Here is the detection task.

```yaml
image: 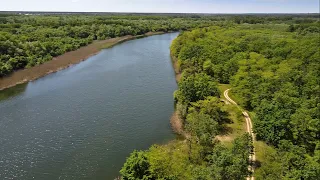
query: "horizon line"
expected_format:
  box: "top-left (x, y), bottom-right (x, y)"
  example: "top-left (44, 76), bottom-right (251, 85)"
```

top-left (1, 10), bottom-right (319, 15)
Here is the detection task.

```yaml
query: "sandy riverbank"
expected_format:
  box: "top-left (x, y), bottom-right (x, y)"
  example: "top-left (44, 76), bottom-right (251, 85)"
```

top-left (0, 32), bottom-right (165, 91)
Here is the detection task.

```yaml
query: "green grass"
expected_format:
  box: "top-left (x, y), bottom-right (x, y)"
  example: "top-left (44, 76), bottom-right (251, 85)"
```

top-left (218, 84), bottom-right (231, 96)
top-left (254, 141), bottom-right (274, 164)
top-left (220, 104), bottom-right (247, 148)
top-left (218, 84), bottom-right (242, 107)
top-left (254, 140), bottom-right (277, 179)
top-left (217, 84), bottom-right (247, 147)
top-left (218, 83), bottom-right (246, 138)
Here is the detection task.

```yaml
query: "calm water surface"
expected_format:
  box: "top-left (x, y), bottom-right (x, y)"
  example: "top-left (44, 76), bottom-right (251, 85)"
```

top-left (0, 33), bottom-right (179, 180)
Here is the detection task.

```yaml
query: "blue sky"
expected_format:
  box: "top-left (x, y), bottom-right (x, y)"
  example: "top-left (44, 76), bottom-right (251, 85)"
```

top-left (2, 0), bottom-right (320, 13)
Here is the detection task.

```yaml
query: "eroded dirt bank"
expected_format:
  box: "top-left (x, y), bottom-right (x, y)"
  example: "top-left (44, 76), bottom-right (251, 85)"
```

top-left (0, 32), bottom-right (164, 91)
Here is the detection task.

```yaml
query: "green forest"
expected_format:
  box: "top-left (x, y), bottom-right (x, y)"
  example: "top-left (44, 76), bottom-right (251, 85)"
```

top-left (0, 13), bottom-right (318, 77)
top-left (120, 17), bottom-right (320, 179)
top-left (0, 14), bottom-right (217, 76)
top-left (1, 13), bottom-right (319, 179)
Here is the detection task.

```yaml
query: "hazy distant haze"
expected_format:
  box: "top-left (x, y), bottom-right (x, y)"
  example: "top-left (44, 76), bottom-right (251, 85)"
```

top-left (2, 0), bottom-right (320, 13)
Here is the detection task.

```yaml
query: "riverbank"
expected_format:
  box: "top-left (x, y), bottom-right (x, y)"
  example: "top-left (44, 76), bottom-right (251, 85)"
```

top-left (170, 53), bottom-right (188, 137)
top-left (0, 32), bottom-right (165, 91)
top-left (0, 33), bottom-right (179, 179)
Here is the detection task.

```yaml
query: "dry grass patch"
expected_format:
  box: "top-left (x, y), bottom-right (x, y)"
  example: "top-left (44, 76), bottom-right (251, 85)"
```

top-left (170, 111), bottom-right (184, 135)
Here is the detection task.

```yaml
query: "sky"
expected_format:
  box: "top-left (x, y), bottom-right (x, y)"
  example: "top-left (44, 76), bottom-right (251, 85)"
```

top-left (1, 0), bottom-right (319, 13)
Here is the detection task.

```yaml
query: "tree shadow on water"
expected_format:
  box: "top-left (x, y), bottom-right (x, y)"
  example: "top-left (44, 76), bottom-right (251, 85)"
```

top-left (0, 83), bottom-right (27, 102)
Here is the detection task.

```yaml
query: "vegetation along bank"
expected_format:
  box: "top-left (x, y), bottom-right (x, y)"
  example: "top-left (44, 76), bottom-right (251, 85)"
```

top-left (120, 21), bottom-right (319, 179)
top-left (1, 13), bottom-right (319, 179)
top-left (0, 13), bottom-right (218, 90)
top-left (1, 13), bottom-right (318, 90)
top-left (0, 32), bottom-right (163, 90)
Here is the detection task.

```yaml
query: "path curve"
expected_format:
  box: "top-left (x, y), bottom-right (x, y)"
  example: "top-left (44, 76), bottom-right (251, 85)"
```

top-left (224, 89), bottom-right (256, 180)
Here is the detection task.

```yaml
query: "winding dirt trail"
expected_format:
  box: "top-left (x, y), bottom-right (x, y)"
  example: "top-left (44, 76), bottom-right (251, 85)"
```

top-left (224, 89), bottom-right (256, 180)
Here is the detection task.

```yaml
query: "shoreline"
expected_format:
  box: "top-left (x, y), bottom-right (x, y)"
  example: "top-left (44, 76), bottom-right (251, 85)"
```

top-left (170, 52), bottom-right (186, 136)
top-left (0, 32), bottom-right (165, 91)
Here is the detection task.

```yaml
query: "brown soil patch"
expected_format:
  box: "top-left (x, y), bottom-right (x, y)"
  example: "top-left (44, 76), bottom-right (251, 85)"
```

top-left (175, 73), bottom-right (181, 82)
top-left (170, 111), bottom-right (184, 135)
top-left (216, 135), bottom-right (233, 142)
top-left (145, 31), bottom-right (165, 36)
top-left (0, 32), bottom-right (164, 91)
top-left (172, 56), bottom-right (180, 73)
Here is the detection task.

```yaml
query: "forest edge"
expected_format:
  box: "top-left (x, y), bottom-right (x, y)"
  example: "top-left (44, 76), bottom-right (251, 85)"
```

top-left (0, 31), bottom-right (165, 91)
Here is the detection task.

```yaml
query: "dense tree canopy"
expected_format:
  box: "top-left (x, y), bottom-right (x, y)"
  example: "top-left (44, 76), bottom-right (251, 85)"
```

top-left (7, 13), bottom-right (316, 179)
top-left (170, 22), bottom-right (319, 179)
top-left (175, 73), bottom-right (220, 103)
top-left (119, 14), bottom-right (319, 179)
top-left (0, 13), bottom-right (218, 76)
top-left (121, 133), bottom-right (253, 180)
top-left (1, 13), bottom-right (318, 77)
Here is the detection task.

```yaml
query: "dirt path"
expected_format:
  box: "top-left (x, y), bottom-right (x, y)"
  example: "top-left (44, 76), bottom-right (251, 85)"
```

top-left (224, 89), bottom-right (256, 180)
top-left (0, 32), bottom-right (165, 91)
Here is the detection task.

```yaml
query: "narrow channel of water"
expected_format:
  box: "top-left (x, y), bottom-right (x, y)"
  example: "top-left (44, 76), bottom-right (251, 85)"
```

top-left (0, 33), bottom-right (179, 180)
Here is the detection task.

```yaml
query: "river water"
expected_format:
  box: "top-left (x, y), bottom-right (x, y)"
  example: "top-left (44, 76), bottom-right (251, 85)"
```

top-left (0, 33), bottom-right (179, 180)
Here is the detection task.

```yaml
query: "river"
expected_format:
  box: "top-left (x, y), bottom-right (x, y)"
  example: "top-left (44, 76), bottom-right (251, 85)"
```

top-left (0, 32), bottom-right (179, 180)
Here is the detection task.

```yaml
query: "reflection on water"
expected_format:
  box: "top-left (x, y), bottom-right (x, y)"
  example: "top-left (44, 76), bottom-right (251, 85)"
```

top-left (0, 83), bottom-right (27, 101)
top-left (0, 33), bottom-right (179, 180)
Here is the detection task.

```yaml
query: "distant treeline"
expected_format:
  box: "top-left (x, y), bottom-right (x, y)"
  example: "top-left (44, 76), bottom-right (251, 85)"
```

top-left (0, 13), bottom-right (318, 77)
top-left (0, 14), bottom-right (216, 76)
